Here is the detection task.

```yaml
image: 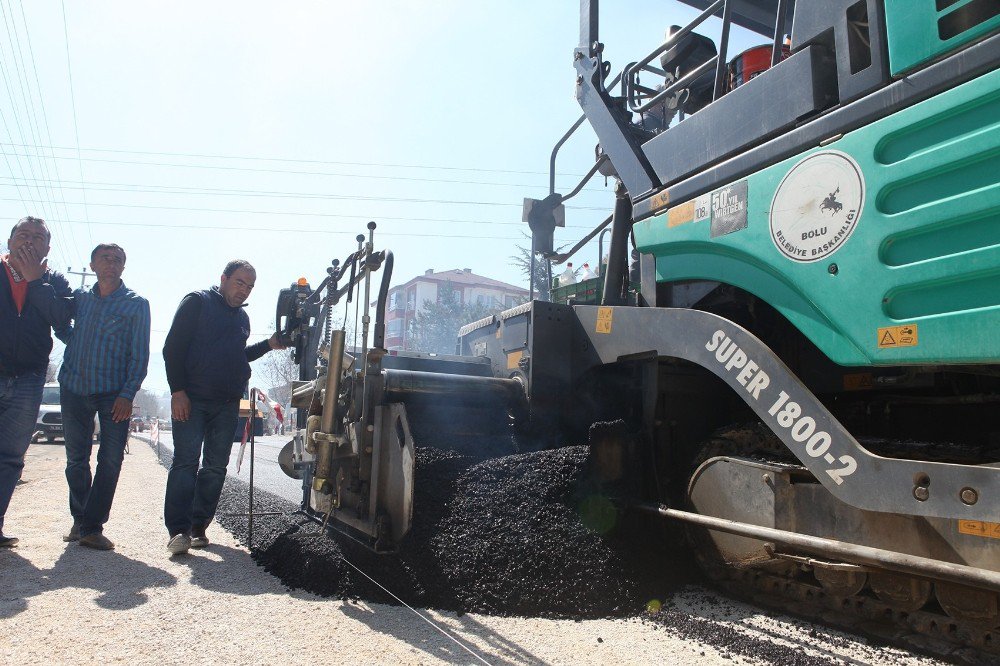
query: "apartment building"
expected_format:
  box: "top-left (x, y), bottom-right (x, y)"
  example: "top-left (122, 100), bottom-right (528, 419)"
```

top-left (382, 268), bottom-right (528, 351)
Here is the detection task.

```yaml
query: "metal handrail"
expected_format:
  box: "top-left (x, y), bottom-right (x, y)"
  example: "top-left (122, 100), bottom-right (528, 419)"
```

top-left (550, 70), bottom-right (624, 195)
top-left (624, 0), bottom-right (724, 113)
top-left (546, 214), bottom-right (613, 265)
top-left (549, 115), bottom-right (586, 196)
top-left (631, 55), bottom-right (718, 114)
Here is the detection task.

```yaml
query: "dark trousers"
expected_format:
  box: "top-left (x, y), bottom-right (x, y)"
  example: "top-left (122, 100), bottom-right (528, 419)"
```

top-left (164, 398), bottom-right (238, 536)
top-left (62, 387), bottom-right (131, 537)
top-left (0, 370), bottom-right (45, 534)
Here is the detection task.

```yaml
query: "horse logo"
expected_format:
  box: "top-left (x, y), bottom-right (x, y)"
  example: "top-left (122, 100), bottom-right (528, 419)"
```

top-left (820, 187), bottom-right (843, 215)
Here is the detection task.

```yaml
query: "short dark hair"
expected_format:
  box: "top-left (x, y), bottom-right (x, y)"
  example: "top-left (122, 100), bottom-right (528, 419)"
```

top-left (10, 216), bottom-right (51, 243)
top-left (223, 259), bottom-right (255, 277)
top-left (91, 243), bottom-right (127, 264)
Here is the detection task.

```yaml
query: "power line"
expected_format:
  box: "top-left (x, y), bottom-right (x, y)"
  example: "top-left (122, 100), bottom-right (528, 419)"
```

top-left (18, 0), bottom-right (89, 250)
top-left (0, 148), bottom-right (610, 193)
top-left (0, 140), bottom-right (596, 179)
top-left (60, 0), bottom-right (94, 246)
top-left (3, 0), bottom-right (83, 264)
top-left (25, 214), bottom-right (606, 246)
top-left (0, 175), bottom-right (612, 211)
top-left (0, 195), bottom-right (607, 228)
top-left (0, 7), bottom-right (69, 268)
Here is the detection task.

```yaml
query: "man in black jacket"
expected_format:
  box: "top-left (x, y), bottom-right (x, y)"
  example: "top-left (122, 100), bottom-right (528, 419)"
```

top-left (162, 259), bottom-right (284, 555)
top-left (1, 217), bottom-right (71, 547)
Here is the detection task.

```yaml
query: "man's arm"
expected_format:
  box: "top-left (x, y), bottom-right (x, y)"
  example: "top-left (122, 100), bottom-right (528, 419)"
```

top-left (246, 332), bottom-right (286, 363)
top-left (24, 276), bottom-right (77, 331)
top-left (163, 294), bottom-right (202, 421)
top-left (50, 272), bottom-right (74, 343)
top-left (118, 297), bottom-right (151, 401)
top-left (163, 294), bottom-right (202, 394)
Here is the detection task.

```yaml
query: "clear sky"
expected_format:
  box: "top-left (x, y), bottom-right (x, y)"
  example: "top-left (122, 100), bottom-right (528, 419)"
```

top-left (1, 1), bottom-right (761, 393)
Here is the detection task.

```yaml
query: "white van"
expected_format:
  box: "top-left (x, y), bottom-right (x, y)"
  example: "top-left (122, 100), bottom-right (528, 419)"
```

top-left (33, 383), bottom-right (62, 443)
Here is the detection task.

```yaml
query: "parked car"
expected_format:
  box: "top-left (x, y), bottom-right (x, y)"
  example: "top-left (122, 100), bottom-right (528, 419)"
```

top-left (33, 383), bottom-right (63, 442)
top-left (32, 383), bottom-right (100, 444)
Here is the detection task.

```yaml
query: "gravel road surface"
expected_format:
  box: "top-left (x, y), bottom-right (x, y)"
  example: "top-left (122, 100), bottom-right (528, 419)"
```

top-left (1, 438), bottom-right (946, 665)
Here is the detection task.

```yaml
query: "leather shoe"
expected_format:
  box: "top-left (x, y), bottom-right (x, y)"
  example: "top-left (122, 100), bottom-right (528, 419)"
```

top-left (79, 533), bottom-right (115, 551)
top-left (63, 524), bottom-right (80, 542)
top-left (191, 524), bottom-right (209, 548)
top-left (0, 534), bottom-right (18, 548)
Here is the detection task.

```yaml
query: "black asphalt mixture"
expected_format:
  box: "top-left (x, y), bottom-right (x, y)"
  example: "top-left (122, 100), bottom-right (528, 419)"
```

top-left (147, 440), bottom-right (860, 665)
top-left (216, 444), bottom-right (693, 617)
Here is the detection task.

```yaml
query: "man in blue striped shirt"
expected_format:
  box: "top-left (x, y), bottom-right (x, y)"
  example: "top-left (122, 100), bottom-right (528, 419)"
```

top-left (24, 243), bottom-right (150, 551)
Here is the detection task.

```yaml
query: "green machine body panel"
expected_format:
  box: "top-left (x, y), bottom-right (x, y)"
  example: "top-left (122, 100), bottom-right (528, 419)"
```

top-left (633, 67), bottom-right (1000, 366)
top-left (884, 0), bottom-right (1000, 76)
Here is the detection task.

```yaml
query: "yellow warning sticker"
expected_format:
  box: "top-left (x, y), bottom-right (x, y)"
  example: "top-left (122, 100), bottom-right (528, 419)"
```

top-left (877, 324), bottom-right (918, 349)
top-left (667, 201), bottom-right (695, 228)
top-left (506, 350), bottom-right (523, 370)
top-left (843, 373), bottom-right (874, 391)
top-left (958, 520), bottom-right (1000, 540)
top-left (650, 191), bottom-right (671, 214)
top-left (596, 307), bottom-right (613, 334)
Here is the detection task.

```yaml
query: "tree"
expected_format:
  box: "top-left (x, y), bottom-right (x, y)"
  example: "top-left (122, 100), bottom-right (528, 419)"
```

top-left (133, 389), bottom-right (168, 419)
top-left (409, 281), bottom-right (501, 354)
top-left (256, 349), bottom-right (298, 411)
top-left (510, 232), bottom-right (567, 297)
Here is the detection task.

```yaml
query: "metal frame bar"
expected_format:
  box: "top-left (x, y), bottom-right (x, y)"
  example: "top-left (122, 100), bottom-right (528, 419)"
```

top-left (771, 0), bottom-right (790, 66)
top-left (713, 0), bottom-right (734, 100)
top-left (642, 504), bottom-right (1000, 591)
top-left (547, 213), bottom-right (613, 265)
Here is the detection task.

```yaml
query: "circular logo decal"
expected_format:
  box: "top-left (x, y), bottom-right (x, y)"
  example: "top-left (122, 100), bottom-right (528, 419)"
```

top-left (769, 151), bottom-right (865, 263)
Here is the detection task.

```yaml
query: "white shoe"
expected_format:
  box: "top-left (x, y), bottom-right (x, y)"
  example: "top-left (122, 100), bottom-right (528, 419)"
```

top-left (167, 533), bottom-right (191, 555)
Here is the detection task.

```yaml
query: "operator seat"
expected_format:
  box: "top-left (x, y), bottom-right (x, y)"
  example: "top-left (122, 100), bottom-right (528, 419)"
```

top-left (659, 25), bottom-right (718, 115)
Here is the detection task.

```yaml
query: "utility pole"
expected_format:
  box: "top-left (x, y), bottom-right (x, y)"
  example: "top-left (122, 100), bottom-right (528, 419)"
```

top-left (66, 266), bottom-right (94, 289)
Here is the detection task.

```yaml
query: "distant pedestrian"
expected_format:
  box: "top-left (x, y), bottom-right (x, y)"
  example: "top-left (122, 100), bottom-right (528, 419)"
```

top-left (0, 217), bottom-right (71, 548)
top-left (162, 260), bottom-right (285, 555)
top-left (26, 243), bottom-right (150, 551)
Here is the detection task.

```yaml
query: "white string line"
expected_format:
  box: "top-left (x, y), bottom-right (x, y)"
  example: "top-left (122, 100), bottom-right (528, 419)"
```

top-left (335, 553), bottom-right (492, 666)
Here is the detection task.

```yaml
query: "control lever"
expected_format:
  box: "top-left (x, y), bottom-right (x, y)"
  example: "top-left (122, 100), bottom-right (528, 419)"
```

top-left (275, 279), bottom-right (312, 361)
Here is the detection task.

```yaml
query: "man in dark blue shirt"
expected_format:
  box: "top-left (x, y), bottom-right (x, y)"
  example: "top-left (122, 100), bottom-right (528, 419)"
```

top-left (162, 259), bottom-right (284, 555)
top-left (1, 216), bottom-right (71, 548)
top-left (23, 243), bottom-right (150, 551)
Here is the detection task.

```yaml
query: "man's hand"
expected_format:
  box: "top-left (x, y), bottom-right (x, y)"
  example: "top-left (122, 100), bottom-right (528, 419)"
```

top-left (112, 397), bottom-right (133, 423)
top-left (268, 332), bottom-right (287, 350)
top-left (8, 244), bottom-right (46, 282)
top-left (171, 390), bottom-right (191, 421)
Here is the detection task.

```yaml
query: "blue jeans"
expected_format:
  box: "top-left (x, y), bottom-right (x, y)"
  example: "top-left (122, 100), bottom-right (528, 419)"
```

top-left (164, 398), bottom-right (239, 536)
top-left (62, 387), bottom-right (131, 537)
top-left (0, 370), bottom-right (45, 534)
